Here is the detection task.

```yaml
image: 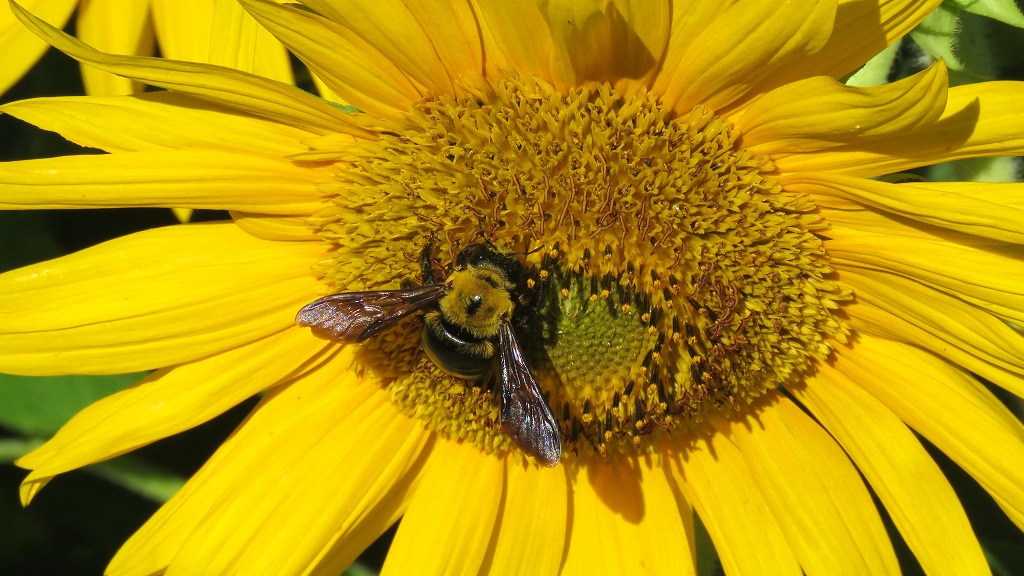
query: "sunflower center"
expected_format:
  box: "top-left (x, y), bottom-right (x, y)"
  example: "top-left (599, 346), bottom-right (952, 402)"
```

top-left (310, 77), bottom-right (849, 462)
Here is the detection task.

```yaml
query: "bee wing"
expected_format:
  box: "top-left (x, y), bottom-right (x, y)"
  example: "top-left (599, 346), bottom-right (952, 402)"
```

top-left (497, 323), bottom-right (562, 467)
top-left (296, 285), bottom-right (446, 342)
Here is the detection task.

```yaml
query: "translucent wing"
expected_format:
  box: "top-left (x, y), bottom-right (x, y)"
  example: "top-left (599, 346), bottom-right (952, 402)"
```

top-left (497, 323), bottom-right (562, 466)
top-left (296, 285), bottom-right (446, 342)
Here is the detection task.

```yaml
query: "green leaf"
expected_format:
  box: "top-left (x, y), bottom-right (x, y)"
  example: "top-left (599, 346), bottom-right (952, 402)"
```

top-left (986, 539), bottom-right (1024, 575)
top-left (954, 156), bottom-right (1021, 182)
top-left (1, 438), bottom-right (184, 502)
top-left (343, 562), bottom-right (380, 576)
top-left (949, 10), bottom-right (1000, 83)
top-left (911, 5), bottom-right (963, 71)
top-left (946, 0), bottom-right (1024, 28)
top-left (694, 513), bottom-right (723, 576)
top-left (0, 373), bottom-right (146, 437)
top-left (322, 98), bottom-right (361, 114)
top-left (87, 454), bottom-right (187, 503)
top-left (846, 41), bottom-right (902, 87)
top-left (925, 157), bottom-right (1021, 182)
top-left (0, 438), bottom-right (43, 463)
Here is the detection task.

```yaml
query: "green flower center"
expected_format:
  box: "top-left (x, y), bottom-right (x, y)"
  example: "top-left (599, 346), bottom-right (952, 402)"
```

top-left (310, 77), bottom-right (850, 462)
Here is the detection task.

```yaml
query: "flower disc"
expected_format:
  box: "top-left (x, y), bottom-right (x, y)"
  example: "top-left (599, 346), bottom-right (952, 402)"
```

top-left (313, 77), bottom-right (850, 460)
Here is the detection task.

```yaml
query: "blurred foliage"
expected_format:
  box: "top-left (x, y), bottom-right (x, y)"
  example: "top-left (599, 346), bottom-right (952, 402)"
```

top-left (0, 3), bottom-right (1023, 575)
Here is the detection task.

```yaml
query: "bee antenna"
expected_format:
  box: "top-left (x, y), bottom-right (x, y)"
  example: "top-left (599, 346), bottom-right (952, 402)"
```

top-left (421, 234), bottom-right (443, 284)
top-left (472, 227), bottom-right (505, 255)
top-left (508, 241), bottom-right (542, 258)
top-left (472, 216), bottom-right (491, 242)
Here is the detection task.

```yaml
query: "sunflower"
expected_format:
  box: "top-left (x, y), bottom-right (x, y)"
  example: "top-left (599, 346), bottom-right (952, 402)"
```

top-left (3, 0), bottom-right (1024, 573)
top-left (0, 0), bottom-right (301, 97)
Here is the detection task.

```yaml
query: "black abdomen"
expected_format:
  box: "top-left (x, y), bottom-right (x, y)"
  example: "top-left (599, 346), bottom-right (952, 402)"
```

top-left (421, 311), bottom-right (494, 379)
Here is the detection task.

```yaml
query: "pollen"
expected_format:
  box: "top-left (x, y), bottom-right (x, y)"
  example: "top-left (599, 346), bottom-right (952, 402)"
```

top-left (308, 76), bottom-right (850, 462)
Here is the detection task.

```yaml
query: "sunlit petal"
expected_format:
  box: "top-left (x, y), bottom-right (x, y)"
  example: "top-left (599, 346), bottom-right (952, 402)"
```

top-left (9, 0), bottom-right (371, 137)
top-left (76, 0), bottom-right (150, 95)
top-left (380, 439), bottom-right (505, 576)
top-left (793, 364), bottom-right (988, 575)
top-left (0, 223), bottom-right (325, 375)
top-left (0, 0), bottom-right (76, 95)
top-left (725, 393), bottom-right (900, 574)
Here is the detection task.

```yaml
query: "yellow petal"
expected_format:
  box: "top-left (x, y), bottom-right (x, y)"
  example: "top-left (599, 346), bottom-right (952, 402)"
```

top-left (541, 0), bottom-right (671, 92)
top-left (2, 91), bottom-right (319, 155)
top-left (209, 0), bottom-right (294, 85)
top-left (604, 0), bottom-right (671, 94)
top-left (739, 62), bottom-right (948, 155)
top-left (311, 72), bottom-right (345, 105)
top-left (650, 0), bottom-right (733, 99)
top-left (230, 213), bottom-right (318, 242)
top-left (0, 149), bottom-right (326, 213)
top-left (670, 434), bottom-right (801, 576)
top-left (380, 439), bottom-right (504, 576)
top-left (838, 334), bottom-right (1024, 531)
top-left (759, 0), bottom-right (943, 86)
top-left (149, 0), bottom-right (214, 63)
top-left (777, 80), bottom-right (1024, 176)
top-left (841, 267), bottom-right (1024, 382)
top-left (289, 132), bottom-right (360, 162)
top-left (171, 207), bottom-right (194, 223)
top-left (937, 81), bottom-right (1024, 160)
top-left (483, 458), bottom-right (568, 575)
top-left (821, 201), bottom-right (966, 239)
top-left (562, 456), bottom-right (697, 575)
top-left (9, 0), bottom-right (370, 138)
top-left (907, 181), bottom-right (1024, 210)
top-left (543, 1), bottom-right (614, 87)
top-left (170, 380), bottom-right (428, 575)
top-left (657, 0), bottom-right (835, 115)
top-left (473, 0), bottom-right (559, 84)
top-left (77, 0), bottom-right (151, 95)
top-left (401, 0), bottom-right (487, 80)
top-left (995, 494), bottom-right (1024, 533)
top-left (826, 227), bottom-right (1024, 323)
top-left (844, 299), bottom-right (1024, 400)
top-left (0, 222), bottom-right (325, 375)
top-left (725, 393), bottom-right (900, 575)
top-left (17, 328), bottom-right (334, 495)
top-left (109, 351), bottom-right (432, 575)
top-left (782, 171), bottom-right (1024, 243)
top-left (3, 89), bottom-right (319, 153)
top-left (0, 0), bottom-right (77, 96)
top-left (793, 363), bottom-right (988, 576)
top-left (238, 0), bottom-right (426, 122)
top-left (299, 0), bottom-right (458, 94)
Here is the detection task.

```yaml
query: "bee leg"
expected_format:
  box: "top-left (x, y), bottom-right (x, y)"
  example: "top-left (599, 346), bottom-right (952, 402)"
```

top-left (421, 235), bottom-right (440, 285)
top-left (514, 266), bottom-right (549, 329)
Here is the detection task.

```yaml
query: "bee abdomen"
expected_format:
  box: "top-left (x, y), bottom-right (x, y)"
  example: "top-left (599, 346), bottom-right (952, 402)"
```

top-left (421, 311), bottom-right (494, 379)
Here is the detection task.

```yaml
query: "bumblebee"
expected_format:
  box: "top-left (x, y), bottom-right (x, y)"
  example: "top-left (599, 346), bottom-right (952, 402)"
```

top-left (295, 241), bottom-right (562, 467)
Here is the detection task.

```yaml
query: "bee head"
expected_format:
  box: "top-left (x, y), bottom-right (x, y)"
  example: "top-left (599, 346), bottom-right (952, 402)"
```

top-left (456, 242), bottom-right (523, 285)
